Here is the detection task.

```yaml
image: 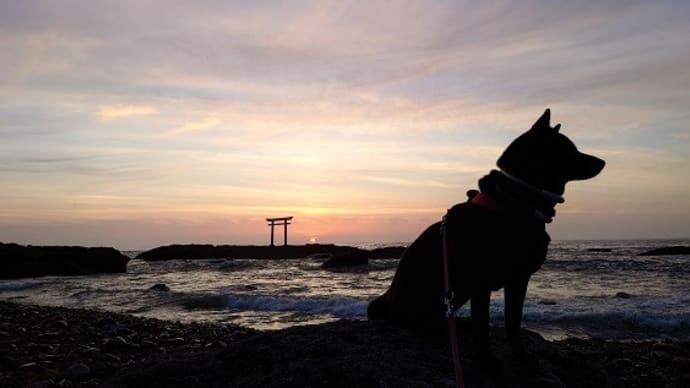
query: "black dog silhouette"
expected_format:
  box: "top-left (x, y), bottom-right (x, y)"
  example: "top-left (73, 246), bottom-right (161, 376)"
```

top-left (368, 109), bottom-right (605, 369)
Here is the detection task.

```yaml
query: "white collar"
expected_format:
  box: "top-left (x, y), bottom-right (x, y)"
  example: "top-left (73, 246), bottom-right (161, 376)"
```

top-left (499, 169), bottom-right (565, 204)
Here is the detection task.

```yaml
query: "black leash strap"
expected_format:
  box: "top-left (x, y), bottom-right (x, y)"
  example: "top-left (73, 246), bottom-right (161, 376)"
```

top-left (441, 213), bottom-right (465, 388)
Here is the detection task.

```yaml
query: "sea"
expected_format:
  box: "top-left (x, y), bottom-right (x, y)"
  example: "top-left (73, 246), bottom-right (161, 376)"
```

top-left (1, 239), bottom-right (689, 341)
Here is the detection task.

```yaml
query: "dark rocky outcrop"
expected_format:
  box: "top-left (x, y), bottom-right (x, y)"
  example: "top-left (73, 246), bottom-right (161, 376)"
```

top-left (136, 244), bottom-right (406, 262)
top-left (149, 283), bottom-right (170, 292)
top-left (638, 246), bottom-right (690, 256)
top-left (369, 246), bottom-right (406, 259)
top-left (321, 251), bottom-right (368, 269)
top-left (0, 243), bottom-right (129, 279)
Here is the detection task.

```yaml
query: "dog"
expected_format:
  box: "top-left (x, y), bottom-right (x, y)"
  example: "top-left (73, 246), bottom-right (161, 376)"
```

top-left (368, 109), bottom-right (605, 370)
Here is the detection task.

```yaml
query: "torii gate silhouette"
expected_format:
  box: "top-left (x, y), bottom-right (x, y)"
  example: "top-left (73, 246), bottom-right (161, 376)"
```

top-left (266, 216), bottom-right (293, 246)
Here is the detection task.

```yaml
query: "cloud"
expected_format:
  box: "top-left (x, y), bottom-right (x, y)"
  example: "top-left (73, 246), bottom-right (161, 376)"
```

top-left (169, 117), bottom-right (222, 135)
top-left (2, 1), bottom-right (690, 245)
top-left (99, 105), bottom-right (157, 121)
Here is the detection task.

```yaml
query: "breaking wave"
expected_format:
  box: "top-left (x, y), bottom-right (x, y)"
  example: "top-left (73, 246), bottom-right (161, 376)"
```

top-left (224, 294), bottom-right (369, 318)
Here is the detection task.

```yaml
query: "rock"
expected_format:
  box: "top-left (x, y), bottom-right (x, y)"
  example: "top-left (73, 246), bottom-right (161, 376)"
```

top-left (615, 292), bottom-right (632, 299)
top-left (639, 246), bottom-right (690, 256)
top-left (23, 379), bottom-right (55, 388)
top-left (369, 246), bottom-right (406, 259)
top-left (611, 358), bottom-right (632, 368)
top-left (136, 243), bottom-right (398, 261)
top-left (149, 283), bottom-right (170, 292)
top-left (65, 362), bottom-right (91, 381)
top-left (141, 340), bottom-right (157, 350)
top-left (104, 353), bottom-right (121, 363)
top-left (103, 336), bottom-right (132, 353)
top-left (321, 251), bottom-right (368, 269)
top-left (650, 350), bottom-right (670, 359)
top-left (0, 242), bottom-right (129, 279)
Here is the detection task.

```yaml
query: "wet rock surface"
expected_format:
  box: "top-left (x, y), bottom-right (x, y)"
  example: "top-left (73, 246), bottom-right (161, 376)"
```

top-left (136, 244), bottom-right (406, 261)
top-left (1, 301), bottom-right (688, 387)
top-left (0, 243), bottom-right (129, 279)
top-left (321, 251), bottom-right (369, 269)
top-left (638, 246), bottom-right (690, 256)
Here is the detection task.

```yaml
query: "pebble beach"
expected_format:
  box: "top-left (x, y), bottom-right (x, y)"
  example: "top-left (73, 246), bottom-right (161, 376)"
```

top-left (2, 301), bottom-right (689, 387)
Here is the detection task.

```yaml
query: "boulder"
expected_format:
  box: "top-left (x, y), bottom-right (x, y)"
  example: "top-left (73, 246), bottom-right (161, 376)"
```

top-left (149, 284), bottom-right (170, 292)
top-left (369, 246), bottom-right (406, 259)
top-left (321, 251), bottom-right (368, 269)
top-left (0, 243), bottom-right (129, 279)
top-left (638, 246), bottom-right (690, 256)
top-left (137, 244), bottom-right (367, 261)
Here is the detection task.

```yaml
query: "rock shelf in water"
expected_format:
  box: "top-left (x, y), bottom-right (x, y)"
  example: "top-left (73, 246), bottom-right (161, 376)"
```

top-left (638, 246), bottom-right (690, 256)
top-left (136, 244), bottom-right (406, 262)
top-left (0, 243), bottom-right (129, 280)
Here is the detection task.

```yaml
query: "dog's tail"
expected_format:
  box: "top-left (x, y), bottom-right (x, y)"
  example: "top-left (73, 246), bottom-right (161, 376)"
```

top-left (367, 293), bottom-right (390, 320)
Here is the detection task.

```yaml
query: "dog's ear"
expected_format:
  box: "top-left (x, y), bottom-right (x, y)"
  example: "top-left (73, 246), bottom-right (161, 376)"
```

top-left (531, 109), bottom-right (561, 132)
top-left (531, 109), bottom-right (551, 131)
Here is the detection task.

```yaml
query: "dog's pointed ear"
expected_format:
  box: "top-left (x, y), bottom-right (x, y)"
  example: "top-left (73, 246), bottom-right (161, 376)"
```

top-left (530, 109), bottom-right (561, 132)
top-left (530, 109), bottom-right (551, 131)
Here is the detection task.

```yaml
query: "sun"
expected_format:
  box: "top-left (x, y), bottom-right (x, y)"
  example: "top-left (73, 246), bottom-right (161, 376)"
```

top-left (309, 237), bottom-right (317, 243)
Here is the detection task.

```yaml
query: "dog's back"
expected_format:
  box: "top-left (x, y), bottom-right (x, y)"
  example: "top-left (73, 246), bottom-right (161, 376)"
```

top-left (367, 200), bottom-right (549, 329)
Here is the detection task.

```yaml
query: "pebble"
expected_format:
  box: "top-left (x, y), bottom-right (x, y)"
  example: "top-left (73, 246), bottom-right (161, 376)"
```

top-left (103, 336), bottom-right (131, 352)
top-left (149, 283), bottom-right (170, 292)
top-left (104, 353), bottom-right (121, 363)
top-left (23, 379), bottom-right (55, 388)
top-left (65, 362), bottom-right (91, 381)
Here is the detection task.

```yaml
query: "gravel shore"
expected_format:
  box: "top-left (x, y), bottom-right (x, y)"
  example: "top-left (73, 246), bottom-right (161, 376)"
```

top-left (0, 301), bottom-right (256, 387)
top-left (1, 301), bottom-right (688, 387)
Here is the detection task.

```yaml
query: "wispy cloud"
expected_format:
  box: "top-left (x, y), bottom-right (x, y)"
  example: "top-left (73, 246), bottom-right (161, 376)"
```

top-left (2, 1), bottom-right (690, 245)
top-left (169, 117), bottom-right (221, 136)
top-left (99, 105), bottom-right (157, 121)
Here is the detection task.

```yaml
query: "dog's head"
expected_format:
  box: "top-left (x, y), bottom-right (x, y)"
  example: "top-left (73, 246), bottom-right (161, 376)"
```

top-left (497, 109), bottom-right (605, 195)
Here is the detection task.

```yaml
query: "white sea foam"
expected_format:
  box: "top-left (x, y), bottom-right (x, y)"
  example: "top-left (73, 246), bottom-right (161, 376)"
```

top-left (0, 280), bottom-right (42, 292)
top-left (1, 239), bottom-right (689, 339)
top-left (223, 294), bottom-right (369, 319)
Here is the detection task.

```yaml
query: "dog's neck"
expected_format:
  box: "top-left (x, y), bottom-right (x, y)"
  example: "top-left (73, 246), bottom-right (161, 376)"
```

top-left (498, 169), bottom-right (564, 205)
top-left (474, 170), bottom-right (564, 224)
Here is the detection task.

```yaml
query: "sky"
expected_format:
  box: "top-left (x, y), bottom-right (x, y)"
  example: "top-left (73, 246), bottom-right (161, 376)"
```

top-left (1, 1), bottom-right (689, 249)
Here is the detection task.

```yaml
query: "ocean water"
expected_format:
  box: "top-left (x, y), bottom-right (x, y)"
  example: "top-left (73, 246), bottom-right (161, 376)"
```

top-left (1, 239), bottom-right (689, 341)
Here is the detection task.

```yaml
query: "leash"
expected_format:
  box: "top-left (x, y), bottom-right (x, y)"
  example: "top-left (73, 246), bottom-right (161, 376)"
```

top-left (441, 212), bottom-right (465, 388)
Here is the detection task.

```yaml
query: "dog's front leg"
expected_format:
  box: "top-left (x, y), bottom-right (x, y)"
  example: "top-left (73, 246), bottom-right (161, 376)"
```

top-left (504, 277), bottom-right (538, 368)
top-left (471, 289), bottom-right (500, 373)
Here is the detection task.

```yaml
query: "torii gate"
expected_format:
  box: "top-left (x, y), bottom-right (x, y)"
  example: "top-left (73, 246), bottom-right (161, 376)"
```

top-left (266, 216), bottom-right (293, 246)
